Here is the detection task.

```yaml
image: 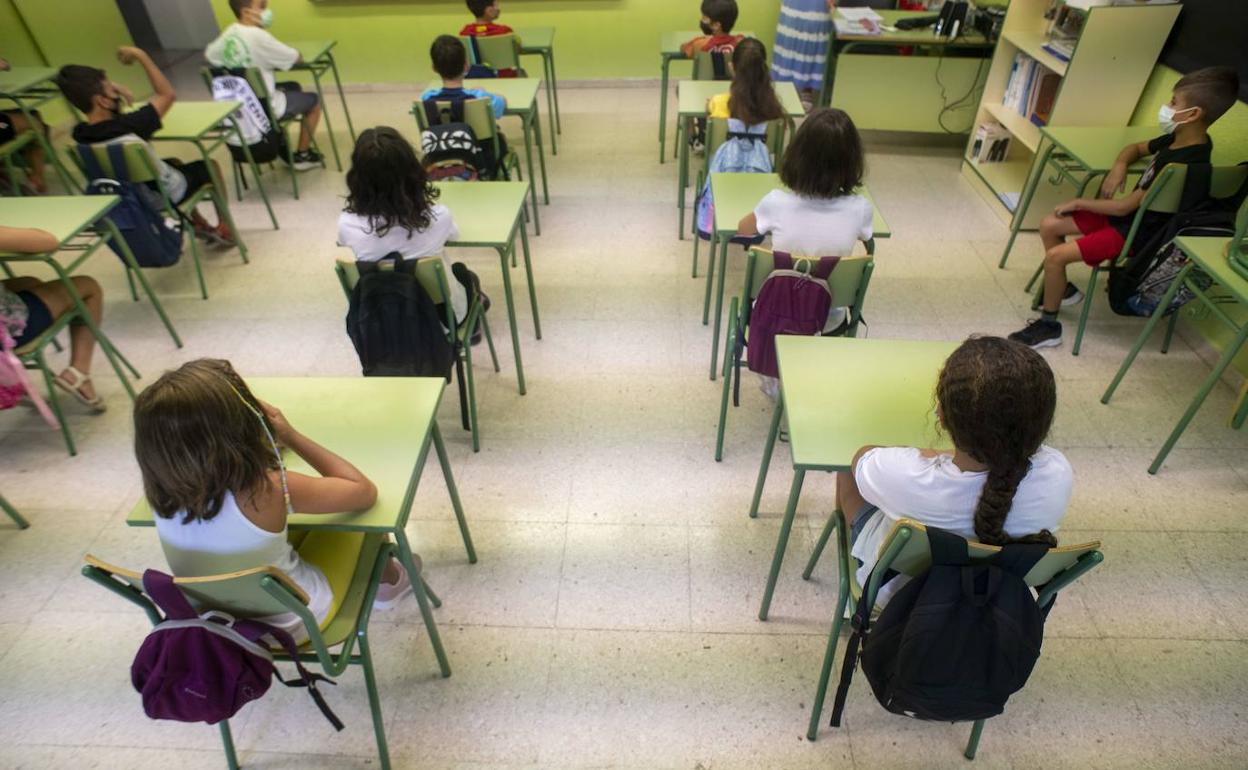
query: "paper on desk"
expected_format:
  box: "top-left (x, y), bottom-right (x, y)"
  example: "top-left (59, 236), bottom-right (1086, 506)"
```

top-left (835, 8), bottom-right (883, 35)
top-left (836, 8), bottom-right (883, 21)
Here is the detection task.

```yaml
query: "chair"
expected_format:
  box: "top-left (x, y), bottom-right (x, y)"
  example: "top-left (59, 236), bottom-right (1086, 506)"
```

top-left (0, 130), bottom-right (39, 195)
top-left (673, 49), bottom-right (732, 164)
top-left (202, 66), bottom-right (326, 202)
top-left (461, 34), bottom-right (527, 77)
top-left (802, 514), bottom-right (1103, 758)
top-left (412, 97), bottom-right (523, 185)
top-left (715, 248), bottom-right (874, 460)
top-left (81, 536), bottom-right (397, 770)
top-left (335, 257), bottom-right (499, 452)
top-left (70, 140), bottom-right (250, 301)
top-left (0, 494), bottom-right (29, 529)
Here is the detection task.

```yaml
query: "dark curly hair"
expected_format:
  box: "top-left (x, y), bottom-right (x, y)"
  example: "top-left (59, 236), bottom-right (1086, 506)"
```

top-left (780, 108), bottom-right (864, 199)
top-left (936, 336), bottom-right (1059, 548)
top-left (344, 126), bottom-right (440, 238)
top-left (729, 39), bottom-right (783, 126)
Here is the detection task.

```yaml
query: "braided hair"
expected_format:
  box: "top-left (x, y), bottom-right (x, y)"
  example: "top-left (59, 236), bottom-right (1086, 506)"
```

top-left (935, 337), bottom-right (1058, 547)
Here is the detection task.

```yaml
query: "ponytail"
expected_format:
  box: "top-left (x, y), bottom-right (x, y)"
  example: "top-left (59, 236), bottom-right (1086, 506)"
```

top-left (728, 39), bottom-right (784, 126)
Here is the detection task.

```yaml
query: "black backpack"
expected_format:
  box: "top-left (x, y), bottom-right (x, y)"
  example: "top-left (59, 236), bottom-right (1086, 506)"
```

top-left (420, 100), bottom-right (482, 182)
top-left (76, 143), bottom-right (183, 269)
top-left (345, 254), bottom-right (454, 378)
top-left (829, 528), bottom-right (1051, 727)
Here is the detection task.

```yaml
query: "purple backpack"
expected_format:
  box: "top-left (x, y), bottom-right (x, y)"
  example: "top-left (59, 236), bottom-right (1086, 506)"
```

top-left (131, 569), bottom-right (343, 729)
top-left (746, 253), bottom-right (840, 378)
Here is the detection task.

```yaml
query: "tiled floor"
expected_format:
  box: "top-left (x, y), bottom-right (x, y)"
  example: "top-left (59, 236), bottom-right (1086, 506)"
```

top-left (2, 79), bottom-right (1247, 769)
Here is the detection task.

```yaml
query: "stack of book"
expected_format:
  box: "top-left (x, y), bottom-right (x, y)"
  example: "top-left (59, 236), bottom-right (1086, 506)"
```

top-left (1002, 54), bottom-right (1062, 127)
top-left (1043, 1), bottom-right (1084, 61)
top-left (971, 121), bottom-right (1011, 164)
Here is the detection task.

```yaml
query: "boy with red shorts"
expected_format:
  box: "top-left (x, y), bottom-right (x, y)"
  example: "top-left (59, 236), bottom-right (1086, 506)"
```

top-left (1009, 66), bottom-right (1239, 349)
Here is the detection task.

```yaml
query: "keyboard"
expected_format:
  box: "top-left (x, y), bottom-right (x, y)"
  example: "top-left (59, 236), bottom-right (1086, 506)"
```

top-left (894, 15), bottom-right (940, 30)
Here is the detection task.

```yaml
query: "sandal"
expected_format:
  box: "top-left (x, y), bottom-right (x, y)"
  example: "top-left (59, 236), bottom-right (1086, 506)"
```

top-left (53, 366), bottom-right (107, 413)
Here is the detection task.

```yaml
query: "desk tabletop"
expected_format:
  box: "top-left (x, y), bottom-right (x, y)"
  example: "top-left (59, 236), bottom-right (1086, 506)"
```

top-left (1041, 126), bottom-right (1160, 172)
top-left (709, 173), bottom-right (890, 240)
top-left (516, 27), bottom-right (554, 50)
top-left (836, 10), bottom-right (990, 46)
top-left (436, 181), bottom-right (529, 247)
top-left (153, 100), bottom-right (241, 141)
top-left (291, 40), bottom-right (337, 63)
top-left (0, 195), bottom-right (118, 252)
top-left (432, 78), bottom-right (540, 113)
top-left (679, 80), bottom-right (804, 119)
top-left (777, 337), bottom-right (956, 470)
top-left (0, 66), bottom-right (57, 95)
top-left (127, 377), bottom-right (446, 531)
top-left (660, 30), bottom-right (758, 57)
top-left (1176, 236), bottom-right (1248, 302)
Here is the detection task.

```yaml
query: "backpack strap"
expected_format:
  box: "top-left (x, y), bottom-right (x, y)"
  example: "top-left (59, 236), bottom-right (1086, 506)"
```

top-left (233, 618), bottom-right (345, 731)
top-left (76, 144), bottom-right (107, 182)
top-left (772, 251), bottom-right (795, 271)
top-left (710, 50), bottom-right (728, 80)
top-left (927, 527), bottom-right (970, 566)
top-left (141, 569), bottom-right (200, 621)
top-left (771, 252), bottom-right (841, 280)
top-left (106, 142), bottom-right (132, 183)
top-left (829, 587), bottom-right (875, 727)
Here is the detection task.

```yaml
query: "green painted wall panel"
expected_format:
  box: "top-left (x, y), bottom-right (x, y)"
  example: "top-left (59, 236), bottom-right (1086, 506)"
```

top-left (833, 53), bottom-right (988, 134)
top-left (0, 0), bottom-right (45, 66)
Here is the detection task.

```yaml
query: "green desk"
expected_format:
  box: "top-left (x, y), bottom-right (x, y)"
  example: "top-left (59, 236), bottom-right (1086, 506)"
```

top-left (290, 40), bottom-right (356, 171)
top-left (437, 181), bottom-right (538, 396)
top-left (675, 80), bottom-right (804, 238)
top-left (125, 376), bottom-right (474, 677)
top-left (998, 125), bottom-right (1158, 270)
top-left (1102, 236), bottom-right (1248, 474)
top-left (152, 100), bottom-right (279, 231)
top-left (703, 173), bottom-right (890, 379)
top-left (516, 26), bottom-right (561, 150)
top-left (657, 29), bottom-right (756, 164)
top-left (0, 195), bottom-right (181, 348)
top-left (0, 494), bottom-right (29, 529)
top-left (751, 336), bottom-right (957, 620)
top-left (0, 66), bottom-right (78, 191)
top-left (819, 10), bottom-right (992, 111)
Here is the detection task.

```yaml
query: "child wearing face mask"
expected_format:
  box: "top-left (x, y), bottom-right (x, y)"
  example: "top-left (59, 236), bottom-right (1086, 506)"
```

top-left (56, 48), bottom-right (236, 245)
top-left (1008, 66), bottom-right (1239, 351)
top-left (681, 0), bottom-right (745, 57)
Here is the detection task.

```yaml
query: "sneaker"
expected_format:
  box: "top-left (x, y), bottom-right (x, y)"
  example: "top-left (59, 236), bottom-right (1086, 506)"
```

top-left (1061, 282), bottom-right (1084, 307)
top-left (373, 556), bottom-right (416, 610)
top-left (287, 149), bottom-right (322, 171)
top-left (1008, 318), bottom-right (1063, 350)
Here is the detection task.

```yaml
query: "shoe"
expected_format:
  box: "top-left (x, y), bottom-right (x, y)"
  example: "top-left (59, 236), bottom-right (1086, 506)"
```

top-left (1061, 282), bottom-right (1084, 307)
top-left (1008, 318), bottom-right (1063, 350)
top-left (53, 366), bottom-right (106, 413)
top-left (373, 556), bottom-right (416, 610)
top-left (287, 149), bottom-right (322, 171)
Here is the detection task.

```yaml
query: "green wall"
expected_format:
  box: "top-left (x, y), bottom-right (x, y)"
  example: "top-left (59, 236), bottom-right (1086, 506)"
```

top-left (1130, 65), bottom-right (1248, 377)
top-left (210, 0), bottom-right (780, 82)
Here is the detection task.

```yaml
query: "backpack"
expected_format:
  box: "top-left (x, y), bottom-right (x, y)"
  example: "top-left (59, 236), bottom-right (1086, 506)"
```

top-left (207, 68), bottom-right (290, 165)
top-left (345, 253), bottom-right (455, 377)
top-left (829, 528), bottom-right (1052, 727)
top-left (1121, 236), bottom-right (1221, 318)
top-left (77, 143), bottom-right (183, 269)
top-left (131, 569), bottom-right (343, 729)
top-left (695, 119), bottom-right (774, 241)
top-left (745, 253), bottom-right (840, 378)
top-left (420, 100), bottom-right (482, 182)
top-left (0, 323), bottom-right (59, 426)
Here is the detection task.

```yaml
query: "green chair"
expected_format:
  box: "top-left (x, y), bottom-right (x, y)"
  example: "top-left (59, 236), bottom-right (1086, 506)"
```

top-left (461, 34), bottom-right (527, 77)
top-left (82, 536), bottom-right (398, 770)
top-left (673, 49), bottom-right (731, 159)
top-left (715, 248), bottom-right (874, 461)
top-left (412, 97), bottom-right (523, 184)
top-left (803, 515), bottom-right (1103, 758)
top-left (0, 494), bottom-right (29, 529)
top-left (70, 140), bottom-right (249, 301)
top-left (335, 257), bottom-right (499, 452)
top-left (0, 130), bottom-right (39, 196)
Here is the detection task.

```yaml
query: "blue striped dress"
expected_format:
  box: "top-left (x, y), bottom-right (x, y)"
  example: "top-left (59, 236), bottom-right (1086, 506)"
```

top-left (771, 0), bottom-right (833, 92)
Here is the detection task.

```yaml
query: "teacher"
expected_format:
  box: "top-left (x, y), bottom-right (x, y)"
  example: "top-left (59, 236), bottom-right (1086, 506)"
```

top-left (771, 0), bottom-right (836, 104)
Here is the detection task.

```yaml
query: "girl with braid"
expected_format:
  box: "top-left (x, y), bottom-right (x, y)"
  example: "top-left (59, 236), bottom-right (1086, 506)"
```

top-left (837, 336), bottom-right (1072, 608)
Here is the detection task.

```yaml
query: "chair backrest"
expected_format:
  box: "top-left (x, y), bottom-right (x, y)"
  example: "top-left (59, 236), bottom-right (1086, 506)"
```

top-left (462, 34), bottom-right (520, 71)
top-left (335, 256), bottom-right (456, 335)
top-left (692, 50), bottom-right (730, 81)
top-left (70, 140), bottom-right (160, 185)
top-left (744, 247), bottom-right (873, 305)
top-left (705, 116), bottom-right (789, 169)
top-left (201, 65), bottom-right (279, 123)
top-left (412, 97), bottom-right (500, 142)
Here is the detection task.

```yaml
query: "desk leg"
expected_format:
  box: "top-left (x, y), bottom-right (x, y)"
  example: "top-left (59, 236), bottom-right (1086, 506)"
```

top-left (495, 243), bottom-right (527, 396)
top-left (519, 217), bottom-right (541, 340)
top-left (519, 110), bottom-right (541, 236)
top-left (750, 398), bottom-right (784, 518)
top-left (532, 106), bottom-right (550, 205)
top-left (760, 468), bottom-right (805, 621)
top-left (47, 258), bottom-right (139, 396)
top-left (659, 55), bottom-right (671, 163)
top-left (230, 115), bottom-right (279, 230)
top-left (677, 116), bottom-right (690, 238)
top-left (709, 234), bottom-right (730, 380)
top-left (547, 49), bottom-right (562, 135)
top-left (702, 230), bottom-right (716, 325)
top-left (432, 422), bottom-right (476, 564)
top-left (999, 142), bottom-right (1055, 269)
top-left (101, 219), bottom-right (183, 348)
top-left (326, 52), bottom-right (357, 142)
top-left (305, 64), bottom-right (341, 171)
top-left (393, 528), bottom-right (452, 677)
top-left (538, 53), bottom-right (557, 155)
top-left (816, 40), bottom-right (842, 110)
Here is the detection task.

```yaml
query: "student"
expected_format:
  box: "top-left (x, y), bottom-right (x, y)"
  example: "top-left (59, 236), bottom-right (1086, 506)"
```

top-left (205, 0), bottom-right (324, 170)
top-left (420, 35), bottom-right (510, 180)
top-left (338, 127), bottom-right (469, 325)
top-left (1009, 66), bottom-right (1239, 350)
top-left (681, 0), bottom-right (745, 57)
top-left (707, 38), bottom-right (784, 123)
top-left (771, 0), bottom-right (834, 103)
top-left (839, 336), bottom-right (1071, 608)
top-left (135, 358), bottom-right (413, 644)
top-left (55, 47), bottom-right (235, 245)
top-left (460, 0), bottom-right (521, 78)
top-left (0, 225), bottom-right (108, 411)
top-left (0, 57), bottom-right (48, 194)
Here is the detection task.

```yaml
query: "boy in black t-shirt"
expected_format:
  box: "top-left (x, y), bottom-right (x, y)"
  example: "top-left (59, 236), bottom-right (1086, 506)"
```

top-left (55, 47), bottom-right (235, 246)
top-left (1010, 66), bottom-right (1239, 350)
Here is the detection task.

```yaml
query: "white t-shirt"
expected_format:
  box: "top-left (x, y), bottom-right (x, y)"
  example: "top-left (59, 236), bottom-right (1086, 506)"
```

top-left (205, 23), bottom-right (300, 117)
top-left (337, 205), bottom-right (467, 322)
top-left (753, 188), bottom-right (873, 256)
top-left (851, 445), bottom-right (1073, 608)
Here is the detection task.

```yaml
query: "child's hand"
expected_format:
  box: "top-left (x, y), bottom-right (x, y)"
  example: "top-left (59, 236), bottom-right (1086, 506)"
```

top-left (116, 46), bottom-right (145, 66)
top-left (258, 400), bottom-right (297, 445)
top-left (1054, 200), bottom-right (1080, 217)
top-left (113, 82), bottom-right (135, 106)
top-left (1099, 164), bottom-right (1127, 199)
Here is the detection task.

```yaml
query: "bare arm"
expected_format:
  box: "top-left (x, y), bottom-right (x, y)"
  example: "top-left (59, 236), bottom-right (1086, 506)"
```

top-left (117, 46), bottom-right (175, 116)
top-left (0, 225), bottom-right (58, 253)
top-left (836, 444), bottom-right (882, 520)
top-left (1059, 188), bottom-right (1146, 218)
top-left (263, 402), bottom-right (377, 514)
top-left (1099, 141), bottom-right (1151, 198)
top-left (737, 212), bottom-right (759, 236)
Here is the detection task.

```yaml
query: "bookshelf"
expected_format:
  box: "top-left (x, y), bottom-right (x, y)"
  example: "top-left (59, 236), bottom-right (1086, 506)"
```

top-left (962, 0), bottom-right (1180, 228)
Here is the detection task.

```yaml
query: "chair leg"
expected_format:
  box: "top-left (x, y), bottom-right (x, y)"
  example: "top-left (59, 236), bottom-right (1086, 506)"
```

top-left (482, 315), bottom-right (500, 373)
top-left (1161, 309), bottom-right (1179, 354)
top-left (357, 630), bottom-right (392, 770)
top-left (210, 186), bottom-right (248, 265)
top-left (218, 719), bottom-right (241, 770)
top-left (1072, 267), bottom-right (1100, 356)
top-left (0, 495), bottom-right (30, 529)
top-left (806, 583), bottom-right (850, 741)
top-left (692, 231), bottom-right (700, 278)
top-left (715, 305), bottom-right (737, 462)
top-left (35, 350), bottom-right (75, 456)
top-left (454, 351), bottom-right (470, 432)
top-left (965, 719), bottom-right (986, 759)
top-left (804, 513), bottom-right (838, 580)
top-left (186, 227), bottom-right (209, 301)
top-left (1024, 262), bottom-right (1044, 295)
top-left (465, 343), bottom-right (480, 453)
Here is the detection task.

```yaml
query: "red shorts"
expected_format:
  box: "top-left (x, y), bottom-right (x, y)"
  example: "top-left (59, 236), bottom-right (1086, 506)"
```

top-left (1071, 211), bottom-right (1126, 266)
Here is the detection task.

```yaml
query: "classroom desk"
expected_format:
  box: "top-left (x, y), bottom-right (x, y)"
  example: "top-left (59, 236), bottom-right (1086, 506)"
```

top-left (0, 195), bottom-right (182, 349)
top-left (152, 100), bottom-right (279, 231)
top-left (750, 336), bottom-right (957, 620)
top-left (1102, 236), bottom-right (1248, 474)
top-left (675, 80), bottom-right (805, 238)
top-left (436, 181), bottom-right (539, 396)
top-left (290, 40), bottom-right (357, 171)
top-left (0, 66), bottom-right (78, 191)
top-left (515, 27), bottom-right (561, 151)
top-left (126, 376), bottom-right (474, 677)
top-left (998, 125), bottom-right (1158, 270)
top-left (818, 10), bottom-right (992, 111)
top-left (656, 30), bottom-right (756, 164)
top-left (703, 173), bottom-right (890, 380)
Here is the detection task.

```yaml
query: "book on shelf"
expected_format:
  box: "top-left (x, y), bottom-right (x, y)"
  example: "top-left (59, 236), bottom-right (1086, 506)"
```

top-left (1002, 54), bottom-right (1061, 126)
top-left (971, 121), bottom-right (1011, 164)
top-left (1029, 72), bottom-right (1061, 126)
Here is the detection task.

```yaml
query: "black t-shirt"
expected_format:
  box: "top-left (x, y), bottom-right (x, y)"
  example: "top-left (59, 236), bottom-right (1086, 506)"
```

top-left (71, 104), bottom-right (163, 144)
top-left (1110, 133), bottom-right (1213, 236)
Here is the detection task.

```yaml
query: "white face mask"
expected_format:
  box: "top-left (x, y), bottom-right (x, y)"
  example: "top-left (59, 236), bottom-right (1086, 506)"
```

top-left (1158, 104), bottom-right (1196, 134)
top-left (259, 8), bottom-right (274, 28)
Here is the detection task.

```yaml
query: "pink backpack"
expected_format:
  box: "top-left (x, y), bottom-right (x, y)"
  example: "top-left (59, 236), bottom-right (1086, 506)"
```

top-left (0, 324), bottom-right (58, 427)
